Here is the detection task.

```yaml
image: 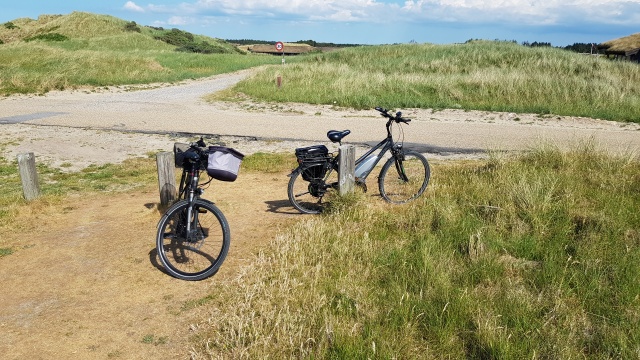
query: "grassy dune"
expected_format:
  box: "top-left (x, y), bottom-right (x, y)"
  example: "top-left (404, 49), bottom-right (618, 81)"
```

top-left (0, 12), bottom-right (280, 94)
top-left (228, 41), bottom-right (640, 122)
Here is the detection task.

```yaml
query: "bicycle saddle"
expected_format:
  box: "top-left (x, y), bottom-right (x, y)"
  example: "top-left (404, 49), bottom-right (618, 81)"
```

top-left (327, 130), bottom-right (351, 143)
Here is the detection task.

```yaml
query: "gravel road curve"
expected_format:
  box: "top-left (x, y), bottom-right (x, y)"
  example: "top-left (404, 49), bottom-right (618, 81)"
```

top-left (1, 69), bottom-right (639, 170)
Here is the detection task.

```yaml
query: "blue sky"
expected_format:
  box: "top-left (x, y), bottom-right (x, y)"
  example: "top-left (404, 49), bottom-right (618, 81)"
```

top-left (1, 0), bottom-right (638, 46)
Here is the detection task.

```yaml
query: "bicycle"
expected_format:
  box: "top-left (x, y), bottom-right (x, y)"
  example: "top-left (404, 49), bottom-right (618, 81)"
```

top-left (155, 138), bottom-right (243, 281)
top-left (288, 107), bottom-right (430, 214)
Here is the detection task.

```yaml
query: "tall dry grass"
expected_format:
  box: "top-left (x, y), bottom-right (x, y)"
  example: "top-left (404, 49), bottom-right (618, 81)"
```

top-left (230, 41), bottom-right (640, 122)
top-left (189, 142), bottom-right (640, 359)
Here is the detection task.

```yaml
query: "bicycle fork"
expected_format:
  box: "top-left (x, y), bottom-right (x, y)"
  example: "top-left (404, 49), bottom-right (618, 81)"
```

top-left (185, 171), bottom-right (200, 239)
top-left (392, 147), bottom-right (410, 182)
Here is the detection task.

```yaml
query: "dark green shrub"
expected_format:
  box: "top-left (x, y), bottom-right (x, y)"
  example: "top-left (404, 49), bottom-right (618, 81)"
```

top-left (25, 33), bottom-right (69, 42)
top-left (124, 21), bottom-right (141, 33)
top-left (3, 22), bottom-right (18, 30)
top-left (154, 28), bottom-right (195, 47)
top-left (176, 41), bottom-right (225, 54)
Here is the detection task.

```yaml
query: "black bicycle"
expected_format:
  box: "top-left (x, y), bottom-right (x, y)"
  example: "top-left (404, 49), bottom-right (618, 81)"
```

top-left (288, 107), bottom-right (430, 214)
top-left (155, 138), bottom-right (243, 281)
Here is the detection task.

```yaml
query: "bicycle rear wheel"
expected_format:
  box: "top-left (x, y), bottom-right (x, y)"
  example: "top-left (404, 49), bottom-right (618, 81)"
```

top-left (288, 164), bottom-right (335, 214)
top-left (378, 150), bottom-right (430, 203)
top-left (156, 199), bottom-right (230, 281)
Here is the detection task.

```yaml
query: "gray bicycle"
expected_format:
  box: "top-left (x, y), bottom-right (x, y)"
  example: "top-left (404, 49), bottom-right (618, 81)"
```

top-left (288, 107), bottom-right (430, 214)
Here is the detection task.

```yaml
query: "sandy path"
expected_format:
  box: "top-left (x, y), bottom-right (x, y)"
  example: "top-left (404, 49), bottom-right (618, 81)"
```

top-left (1, 69), bottom-right (639, 166)
top-left (0, 170), bottom-right (302, 359)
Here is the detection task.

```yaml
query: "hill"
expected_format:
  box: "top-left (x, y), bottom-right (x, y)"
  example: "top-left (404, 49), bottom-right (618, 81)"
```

top-left (0, 12), bottom-right (281, 95)
top-left (0, 11), bottom-right (240, 54)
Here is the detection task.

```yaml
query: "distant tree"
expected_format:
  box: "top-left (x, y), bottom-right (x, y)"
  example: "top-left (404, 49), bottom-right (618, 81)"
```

top-left (523, 41), bottom-right (552, 47)
top-left (563, 43), bottom-right (596, 53)
top-left (296, 40), bottom-right (317, 47)
top-left (226, 39), bottom-right (274, 45)
top-left (3, 22), bottom-right (18, 30)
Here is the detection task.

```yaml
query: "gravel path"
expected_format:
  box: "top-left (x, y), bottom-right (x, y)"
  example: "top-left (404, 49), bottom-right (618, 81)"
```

top-left (1, 69), bottom-right (639, 170)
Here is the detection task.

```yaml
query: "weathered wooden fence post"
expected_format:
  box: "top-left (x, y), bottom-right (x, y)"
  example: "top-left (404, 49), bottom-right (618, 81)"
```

top-left (156, 152), bottom-right (177, 206)
top-left (338, 145), bottom-right (355, 195)
top-left (17, 152), bottom-right (40, 201)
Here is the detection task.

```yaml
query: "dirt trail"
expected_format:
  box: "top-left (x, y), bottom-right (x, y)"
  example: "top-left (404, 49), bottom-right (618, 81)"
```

top-left (0, 170), bottom-right (299, 359)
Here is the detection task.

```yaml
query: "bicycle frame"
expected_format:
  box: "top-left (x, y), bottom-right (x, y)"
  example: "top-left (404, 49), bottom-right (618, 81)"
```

top-left (177, 155), bottom-right (206, 241)
top-left (329, 118), bottom-right (402, 181)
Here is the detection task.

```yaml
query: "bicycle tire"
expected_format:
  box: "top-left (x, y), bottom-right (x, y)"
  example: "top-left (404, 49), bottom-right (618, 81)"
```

top-left (287, 165), bottom-right (330, 214)
top-left (156, 199), bottom-right (230, 281)
top-left (378, 150), bottom-right (430, 204)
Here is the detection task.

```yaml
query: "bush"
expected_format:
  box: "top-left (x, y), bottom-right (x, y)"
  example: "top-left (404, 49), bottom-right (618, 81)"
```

top-left (25, 33), bottom-right (69, 42)
top-left (176, 41), bottom-right (225, 54)
top-left (154, 28), bottom-right (194, 47)
top-left (3, 22), bottom-right (18, 30)
top-left (124, 21), bottom-right (141, 33)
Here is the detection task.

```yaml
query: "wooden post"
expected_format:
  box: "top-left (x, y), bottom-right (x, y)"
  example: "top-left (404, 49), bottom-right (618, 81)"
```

top-left (338, 145), bottom-right (355, 195)
top-left (17, 152), bottom-right (40, 201)
top-left (156, 152), bottom-right (177, 206)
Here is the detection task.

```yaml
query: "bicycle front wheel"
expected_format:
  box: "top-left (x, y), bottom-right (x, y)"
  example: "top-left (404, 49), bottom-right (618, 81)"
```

top-left (378, 150), bottom-right (430, 204)
top-left (156, 199), bottom-right (230, 281)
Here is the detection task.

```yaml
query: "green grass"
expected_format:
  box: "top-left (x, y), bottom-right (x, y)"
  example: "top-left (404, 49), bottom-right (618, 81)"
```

top-left (3, 14), bottom-right (638, 122)
top-left (227, 41), bottom-right (640, 122)
top-left (189, 142), bottom-right (640, 358)
top-left (0, 41), bottom-right (281, 94)
top-left (240, 152), bottom-right (294, 173)
top-left (0, 12), bottom-right (284, 94)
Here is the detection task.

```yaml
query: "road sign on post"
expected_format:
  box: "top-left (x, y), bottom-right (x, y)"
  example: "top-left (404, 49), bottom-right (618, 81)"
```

top-left (275, 41), bottom-right (285, 64)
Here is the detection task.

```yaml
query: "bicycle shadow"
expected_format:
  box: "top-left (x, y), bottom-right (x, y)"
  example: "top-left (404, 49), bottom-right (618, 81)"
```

top-left (148, 248), bottom-right (171, 276)
top-left (264, 199), bottom-right (305, 214)
top-left (148, 247), bottom-right (222, 280)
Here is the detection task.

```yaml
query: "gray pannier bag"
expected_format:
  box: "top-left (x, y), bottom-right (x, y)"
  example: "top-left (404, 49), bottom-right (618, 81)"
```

top-left (207, 146), bottom-right (245, 182)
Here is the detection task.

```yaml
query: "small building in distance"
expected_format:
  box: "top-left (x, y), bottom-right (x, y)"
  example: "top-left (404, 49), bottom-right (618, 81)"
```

top-left (598, 33), bottom-right (640, 63)
top-left (248, 43), bottom-right (317, 55)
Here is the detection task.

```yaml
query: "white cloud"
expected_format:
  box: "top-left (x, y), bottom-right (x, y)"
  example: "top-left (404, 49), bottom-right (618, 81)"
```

top-left (167, 16), bottom-right (190, 25)
top-left (123, 1), bottom-right (145, 13)
top-left (399, 0), bottom-right (640, 26)
top-left (134, 0), bottom-right (640, 27)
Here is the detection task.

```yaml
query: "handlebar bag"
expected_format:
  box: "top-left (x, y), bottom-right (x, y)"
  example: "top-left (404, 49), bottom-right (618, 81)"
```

top-left (207, 146), bottom-right (245, 182)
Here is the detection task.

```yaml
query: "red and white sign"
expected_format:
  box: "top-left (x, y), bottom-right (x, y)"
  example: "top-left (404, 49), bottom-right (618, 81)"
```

top-left (275, 41), bottom-right (284, 52)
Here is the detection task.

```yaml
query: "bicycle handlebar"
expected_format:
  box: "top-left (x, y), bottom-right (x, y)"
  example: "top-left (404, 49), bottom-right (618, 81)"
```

top-left (189, 137), bottom-right (208, 153)
top-left (375, 107), bottom-right (411, 124)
